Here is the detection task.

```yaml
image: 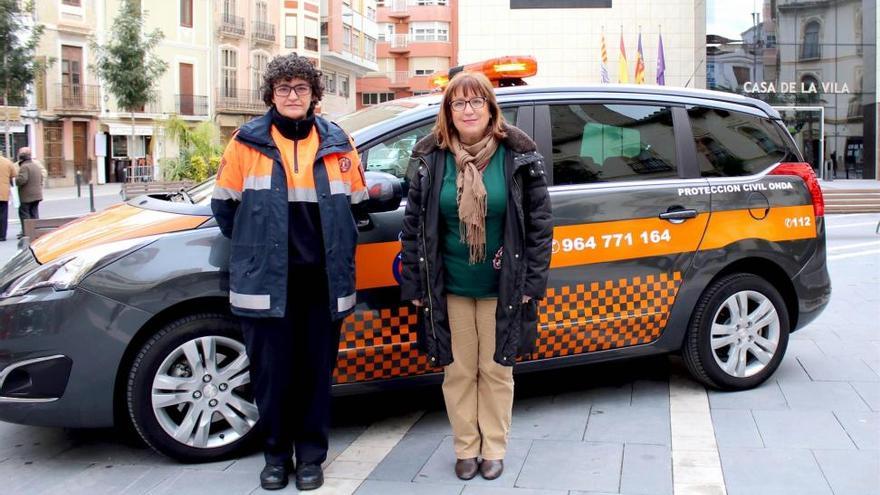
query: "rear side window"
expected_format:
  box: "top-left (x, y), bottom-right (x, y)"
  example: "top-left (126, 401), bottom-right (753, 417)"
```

top-left (549, 104), bottom-right (677, 185)
top-left (688, 106), bottom-right (796, 177)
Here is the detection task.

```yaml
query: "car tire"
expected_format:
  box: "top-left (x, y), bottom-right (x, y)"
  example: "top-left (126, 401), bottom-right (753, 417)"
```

top-left (682, 273), bottom-right (790, 390)
top-left (127, 313), bottom-right (259, 462)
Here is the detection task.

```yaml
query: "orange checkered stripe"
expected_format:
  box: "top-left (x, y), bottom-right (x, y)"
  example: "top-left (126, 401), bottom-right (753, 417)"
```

top-left (333, 306), bottom-right (437, 384)
top-left (333, 271), bottom-right (683, 384)
top-left (533, 272), bottom-right (682, 358)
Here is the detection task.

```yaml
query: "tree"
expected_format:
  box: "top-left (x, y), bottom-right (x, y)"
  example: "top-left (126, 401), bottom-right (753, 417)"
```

top-left (162, 115), bottom-right (222, 182)
top-left (0, 0), bottom-right (46, 158)
top-left (91, 0), bottom-right (167, 178)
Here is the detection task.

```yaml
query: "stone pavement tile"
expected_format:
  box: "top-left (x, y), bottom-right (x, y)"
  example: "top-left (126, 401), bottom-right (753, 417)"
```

top-left (36, 463), bottom-right (156, 495)
top-left (553, 384), bottom-right (633, 409)
top-left (710, 410), bottom-right (764, 448)
top-left (832, 325), bottom-right (880, 341)
top-left (707, 380), bottom-right (788, 410)
top-left (584, 406), bottom-right (670, 446)
top-left (813, 449), bottom-right (880, 495)
top-left (812, 338), bottom-right (880, 361)
top-left (865, 358), bottom-right (880, 378)
top-left (515, 440), bottom-right (622, 492)
top-left (771, 355), bottom-right (813, 382)
top-left (0, 459), bottom-right (94, 494)
top-left (145, 468), bottom-right (259, 495)
top-left (119, 466), bottom-right (188, 494)
top-left (462, 486), bottom-right (566, 495)
top-left (778, 380), bottom-right (871, 411)
top-left (798, 355), bottom-right (880, 381)
top-left (833, 410), bottom-right (880, 450)
top-left (851, 381), bottom-right (880, 411)
top-left (630, 380), bottom-right (670, 409)
top-left (368, 434), bottom-right (444, 482)
top-left (0, 425), bottom-right (77, 461)
top-left (752, 410), bottom-right (855, 449)
top-left (620, 443), bottom-right (672, 495)
top-left (415, 436), bottom-right (530, 488)
top-left (354, 480), bottom-right (462, 495)
top-left (785, 339), bottom-right (827, 358)
top-left (408, 410), bottom-right (452, 437)
top-left (720, 448), bottom-right (832, 495)
top-left (508, 396), bottom-right (588, 441)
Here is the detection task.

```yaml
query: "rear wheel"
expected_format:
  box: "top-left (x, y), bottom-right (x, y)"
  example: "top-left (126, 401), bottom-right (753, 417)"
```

top-left (127, 313), bottom-right (259, 462)
top-left (683, 273), bottom-right (790, 390)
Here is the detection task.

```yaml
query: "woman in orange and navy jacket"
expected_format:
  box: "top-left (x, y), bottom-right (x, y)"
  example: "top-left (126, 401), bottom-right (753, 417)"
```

top-left (211, 54), bottom-right (367, 491)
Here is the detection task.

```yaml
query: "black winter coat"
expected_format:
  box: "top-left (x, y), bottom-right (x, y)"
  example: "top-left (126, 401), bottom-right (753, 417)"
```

top-left (399, 124), bottom-right (553, 367)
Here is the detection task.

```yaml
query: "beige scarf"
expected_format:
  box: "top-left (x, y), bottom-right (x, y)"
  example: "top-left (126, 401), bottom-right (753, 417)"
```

top-left (450, 132), bottom-right (499, 264)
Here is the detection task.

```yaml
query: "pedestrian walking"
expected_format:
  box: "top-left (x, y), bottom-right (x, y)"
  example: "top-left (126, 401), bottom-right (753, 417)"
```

top-left (400, 71), bottom-right (553, 481)
top-left (15, 147), bottom-right (44, 239)
top-left (211, 53), bottom-right (368, 491)
top-left (0, 154), bottom-right (17, 241)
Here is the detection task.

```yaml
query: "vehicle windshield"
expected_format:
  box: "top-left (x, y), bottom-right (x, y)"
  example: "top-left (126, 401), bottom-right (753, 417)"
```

top-left (188, 100), bottom-right (427, 206)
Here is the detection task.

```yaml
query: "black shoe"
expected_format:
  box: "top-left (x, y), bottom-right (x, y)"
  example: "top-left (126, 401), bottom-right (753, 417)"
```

top-left (295, 463), bottom-right (324, 491)
top-left (259, 462), bottom-right (291, 490)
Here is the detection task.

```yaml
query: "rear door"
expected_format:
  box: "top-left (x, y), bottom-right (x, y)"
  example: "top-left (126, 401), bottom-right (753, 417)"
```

top-left (529, 99), bottom-right (711, 360)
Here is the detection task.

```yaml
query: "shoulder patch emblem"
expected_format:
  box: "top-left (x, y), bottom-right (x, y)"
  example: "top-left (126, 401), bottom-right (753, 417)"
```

top-left (339, 156), bottom-right (352, 173)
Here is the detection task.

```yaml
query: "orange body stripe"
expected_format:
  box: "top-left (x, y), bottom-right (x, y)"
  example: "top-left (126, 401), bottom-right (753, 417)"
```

top-left (31, 204), bottom-right (208, 263)
top-left (700, 204), bottom-right (816, 250)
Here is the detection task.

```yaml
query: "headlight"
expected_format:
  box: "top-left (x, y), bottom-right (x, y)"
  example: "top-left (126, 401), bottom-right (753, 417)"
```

top-left (1, 236), bottom-right (155, 298)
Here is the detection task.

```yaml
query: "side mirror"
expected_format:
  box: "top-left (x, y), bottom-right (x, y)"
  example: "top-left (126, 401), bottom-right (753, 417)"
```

top-left (363, 171), bottom-right (403, 213)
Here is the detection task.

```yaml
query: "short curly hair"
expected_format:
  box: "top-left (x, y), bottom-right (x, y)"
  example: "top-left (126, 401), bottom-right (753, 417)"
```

top-left (260, 54), bottom-right (324, 107)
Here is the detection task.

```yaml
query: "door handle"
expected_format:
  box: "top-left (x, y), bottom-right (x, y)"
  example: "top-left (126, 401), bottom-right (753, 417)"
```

top-left (659, 208), bottom-right (698, 224)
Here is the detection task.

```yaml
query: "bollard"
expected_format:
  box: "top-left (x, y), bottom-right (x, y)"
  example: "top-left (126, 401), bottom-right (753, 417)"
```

top-left (75, 171), bottom-right (82, 198)
top-left (89, 184), bottom-right (95, 212)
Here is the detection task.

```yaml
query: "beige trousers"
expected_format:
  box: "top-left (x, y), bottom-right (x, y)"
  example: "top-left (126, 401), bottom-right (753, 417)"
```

top-left (443, 294), bottom-right (514, 460)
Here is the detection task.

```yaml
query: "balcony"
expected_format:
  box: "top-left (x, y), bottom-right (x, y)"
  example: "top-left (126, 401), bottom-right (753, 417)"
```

top-left (219, 13), bottom-right (245, 38)
top-left (252, 20), bottom-right (276, 44)
top-left (388, 71), bottom-right (411, 89)
top-left (388, 34), bottom-right (410, 53)
top-left (175, 94), bottom-right (209, 116)
top-left (387, 0), bottom-right (409, 18)
top-left (54, 83), bottom-right (100, 113)
top-left (216, 89), bottom-right (266, 115)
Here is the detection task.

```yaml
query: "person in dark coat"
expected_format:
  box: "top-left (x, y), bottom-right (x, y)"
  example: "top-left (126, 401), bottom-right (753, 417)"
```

top-left (15, 147), bottom-right (44, 239)
top-left (399, 71), bottom-right (553, 481)
top-left (211, 54), bottom-right (367, 491)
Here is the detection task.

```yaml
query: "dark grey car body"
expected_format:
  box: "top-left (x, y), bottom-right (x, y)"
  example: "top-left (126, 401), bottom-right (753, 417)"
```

top-left (0, 86), bottom-right (830, 435)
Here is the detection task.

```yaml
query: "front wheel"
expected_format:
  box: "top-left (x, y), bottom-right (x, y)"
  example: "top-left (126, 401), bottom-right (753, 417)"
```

top-left (682, 273), bottom-right (790, 390)
top-left (127, 313), bottom-right (259, 462)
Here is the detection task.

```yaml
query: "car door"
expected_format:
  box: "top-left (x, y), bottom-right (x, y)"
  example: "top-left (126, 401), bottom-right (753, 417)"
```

top-left (333, 105), bottom-right (528, 386)
top-left (527, 99), bottom-right (711, 361)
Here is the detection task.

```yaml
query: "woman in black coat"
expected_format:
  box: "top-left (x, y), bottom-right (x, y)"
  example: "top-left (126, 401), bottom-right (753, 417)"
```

top-left (399, 71), bottom-right (553, 481)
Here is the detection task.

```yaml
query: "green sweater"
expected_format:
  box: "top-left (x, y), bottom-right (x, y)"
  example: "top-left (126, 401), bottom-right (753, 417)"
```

top-left (439, 145), bottom-right (507, 298)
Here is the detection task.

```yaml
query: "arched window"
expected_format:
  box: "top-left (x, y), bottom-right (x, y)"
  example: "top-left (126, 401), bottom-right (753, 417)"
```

top-left (801, 21), bottom-right (820, 59)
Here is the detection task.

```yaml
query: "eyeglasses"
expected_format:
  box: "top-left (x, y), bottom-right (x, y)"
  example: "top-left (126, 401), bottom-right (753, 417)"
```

top-left (274, 84), bottom-right (312, 97)
top-left (450, 97), bottom-right (487, 112)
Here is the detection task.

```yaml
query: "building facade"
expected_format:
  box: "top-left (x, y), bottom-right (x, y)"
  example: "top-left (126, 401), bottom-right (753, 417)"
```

top-left (457, 0), bottom-right (706, 89)
top-left (320, 0), bottom-right (379, 118)
top-left (356, 0), bottom-right (458, 109)
top-left (707, 0), bottom-right (877, 180)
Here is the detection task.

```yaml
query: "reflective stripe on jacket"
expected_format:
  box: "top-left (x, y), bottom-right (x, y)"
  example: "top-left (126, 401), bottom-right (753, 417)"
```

top-left (211, 111), bottom-right (368, 319)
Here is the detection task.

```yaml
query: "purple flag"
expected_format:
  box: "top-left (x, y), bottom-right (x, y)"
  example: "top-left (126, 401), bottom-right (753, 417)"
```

top-left (656, 33), bottom-right (666, 85)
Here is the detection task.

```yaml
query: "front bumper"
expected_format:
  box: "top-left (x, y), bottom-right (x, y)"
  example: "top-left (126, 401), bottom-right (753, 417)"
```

top-left (0, 286), bottom-right (152, 428)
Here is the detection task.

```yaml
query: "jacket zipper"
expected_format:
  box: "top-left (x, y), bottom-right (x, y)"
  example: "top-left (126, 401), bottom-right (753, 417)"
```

top-left (293, 139), bottom-right (299, 174)
top-left (418, 157), bottom-right (439, 348)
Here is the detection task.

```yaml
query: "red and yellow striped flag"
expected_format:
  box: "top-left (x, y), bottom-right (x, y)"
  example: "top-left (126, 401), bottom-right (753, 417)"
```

top-left (600, 33), bottom-right (610, 83)
top-left (618, 33), bottom-right (629, 83)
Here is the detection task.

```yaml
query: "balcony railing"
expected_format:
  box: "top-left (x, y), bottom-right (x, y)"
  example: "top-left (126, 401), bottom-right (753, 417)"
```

top-left (389, 34), bottom-right (409, 50)
top-left (219, 13), bottom-right (245, 37)
top-left (252, 20), bottom-right (276, 43)
top-left (175, 94), bottom-right (209, 116)
top-left (54, 83), bottom-right (100, 112)
top-left (389, 71), bottom-right (411, 85)
top-left (388, 0), bottom-right (409, 16)
top-left (216, 89), bottom-right (266, 114)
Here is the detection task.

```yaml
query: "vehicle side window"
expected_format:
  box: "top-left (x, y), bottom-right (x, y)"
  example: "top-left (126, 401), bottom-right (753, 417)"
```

top-left (549, 104), bottom-right (678, 185)
top-left (688, 106), bottom-right (794, 177)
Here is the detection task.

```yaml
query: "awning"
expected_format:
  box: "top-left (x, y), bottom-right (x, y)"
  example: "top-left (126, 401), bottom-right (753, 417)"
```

top-left (106, 123), bottom-right (159, 136)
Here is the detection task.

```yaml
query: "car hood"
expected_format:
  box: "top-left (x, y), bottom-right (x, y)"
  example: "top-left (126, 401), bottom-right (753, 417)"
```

top-left (30, 203), bottom-right (209, 264)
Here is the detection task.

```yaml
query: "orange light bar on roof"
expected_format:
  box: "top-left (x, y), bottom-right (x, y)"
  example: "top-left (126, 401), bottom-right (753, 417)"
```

top-left (432, 55), bottom-right (539, 90)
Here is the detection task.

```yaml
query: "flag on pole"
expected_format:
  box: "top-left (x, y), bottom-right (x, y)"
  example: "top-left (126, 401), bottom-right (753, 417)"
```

top-left (600, 33), bottom-right (610, 83)
top-left (634, 32), bottom-right (646, 84)
top-left (618, 33), bottom-right (629, 83)
top-left (656, 33), bottom-right (666, 85)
